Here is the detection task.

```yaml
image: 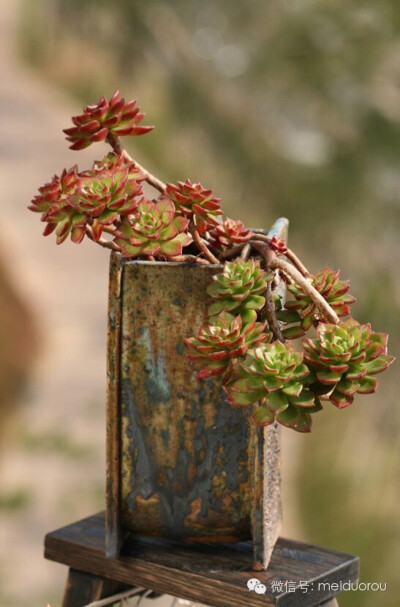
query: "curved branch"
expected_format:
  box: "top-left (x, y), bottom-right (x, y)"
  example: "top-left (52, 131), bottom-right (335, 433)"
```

top-left (283, 249), bottom-right (310, 278)
top-left (101, 225), bottom-right (118, 236)
top-left (106, 133), bottom-right (166, 193)
top-left (240, 243), bottom-right (251, 261)
top-left (264, 282), bottom-right (285, 342)
top-left (250, 241), bottom-right (339, 324)
top-left (219, 242), bottom-right (246, 260)
top-left (170, 254), bottom-right (210, 264)
top-left (250, 234), bottom-right (310, 277)
top-left (189, 222), bottom-right (220, 264)
top-left (85, 226), bottom-right (121, 251)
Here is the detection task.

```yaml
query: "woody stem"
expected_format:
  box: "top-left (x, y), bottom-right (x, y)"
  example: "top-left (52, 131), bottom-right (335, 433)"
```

top-left (189, 221), bottom-right (220, 264)
top-left (264, 282), bottom-right (285, 342)
top-left (250, 234), bottom-right (310, 277)
top-left (85, 226), bottom-right (121, 251)
top-left (106, 133), bottom-right (166, 193)
top-left (170, 254), bottom-right (210, 265)
top-left (219, 242), bottom-right (246, 260)
top-left (251, 241), bottom-right (339, 324)
top-left (240, 243), bottom-right (251, 261)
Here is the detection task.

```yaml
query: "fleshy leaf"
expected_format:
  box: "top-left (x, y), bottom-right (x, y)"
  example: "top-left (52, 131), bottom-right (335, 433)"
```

top-left (356, 376), bottom-right (378, 394)
top-left (267, 390), bottom-right (288, 414)
top-left (252, 404), bottom-right (275, 426)
top-left (63, 91), bottom-right (154, 150)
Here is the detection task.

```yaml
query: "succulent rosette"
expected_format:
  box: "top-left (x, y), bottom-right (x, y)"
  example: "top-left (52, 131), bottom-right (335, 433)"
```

top-left (225, 342), bottom-right (320, 432)
top-left (165, 179), bottom-right (222, 233)
top-left (268, 235), bottom-right (287, 255)
top-left (207, 259), bottom-right (273, 324)
top-left (71, 163), bottom-right (143, 242)
top-left (29, 165), bottom-right (79, 216)
top-left (29, 164), bottom-right (84, 243)
top-left (29, 90), bottom-right (397, 436)
top-left (208, 217), bottom-right (254, 248)
top-left (303, 318), bottom-right (395, 408)
top-left (277, 267), bottom-right (356, 338)
top-left (114, 196), bottom-right (192, 257)
top-left (63, 90), bottom-right (154, 150)
top-left (185, 312), bottom-right (269, 380)
top-left (90, 152), bottom-right (145, 180)
top-left (29, 154), bottom-right (144, 244)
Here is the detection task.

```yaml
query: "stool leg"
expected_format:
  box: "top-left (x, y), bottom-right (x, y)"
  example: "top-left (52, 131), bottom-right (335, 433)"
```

top-left (62, 568), bottom-right (129, 607)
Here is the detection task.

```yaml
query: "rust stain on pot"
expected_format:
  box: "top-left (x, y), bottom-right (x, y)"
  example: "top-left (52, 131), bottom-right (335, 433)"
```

top-left (119, 261), bottom-right (254, 540)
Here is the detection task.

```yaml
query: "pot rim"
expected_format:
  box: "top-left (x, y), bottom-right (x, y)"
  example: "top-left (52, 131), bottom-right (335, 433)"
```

top-left (114, 217), bottom-right (288, 269)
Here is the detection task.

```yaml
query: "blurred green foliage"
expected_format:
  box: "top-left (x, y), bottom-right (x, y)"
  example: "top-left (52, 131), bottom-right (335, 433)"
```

top-left (0, 489), bottom-right (31, 512)
top-left (20, 1), bottom-right (400, 605)
top-left (18, 428), bottom-right (93, 460)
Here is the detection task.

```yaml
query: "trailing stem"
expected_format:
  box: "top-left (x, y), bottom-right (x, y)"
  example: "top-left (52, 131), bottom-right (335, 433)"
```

top-left (251, 241), bottom-right (340, 324)
top-left (271, 256), bottom-right (339, 323)
top-left (85, 226), bottom-right (120, 251)
top-left (284, 248), bottom-right (310, 278)
top-left (107, 133), bottom-right (166, 194)
top-left (250, 234), bottom-right (310, 277)
top-left (189, 221), bottom-right (220, 264)
top-left (170, 254), bottom-right (210, 264)
top-left (240, 243), bottom-right (251, 261)
top-left (106, 134), bottom-right (221, 266)
top-left (220, 242), bottom-right (246, 260)
top-left (264, 282), bottom-right (285, 342)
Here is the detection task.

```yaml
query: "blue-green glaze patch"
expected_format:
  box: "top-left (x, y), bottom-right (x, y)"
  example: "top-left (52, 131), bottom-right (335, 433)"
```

top-left (175, 342), bottom-right (185, 355)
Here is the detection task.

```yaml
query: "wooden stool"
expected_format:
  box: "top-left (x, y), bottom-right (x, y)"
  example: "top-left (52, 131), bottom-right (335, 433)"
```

top-left (44, 512), bottom-right (359, 607)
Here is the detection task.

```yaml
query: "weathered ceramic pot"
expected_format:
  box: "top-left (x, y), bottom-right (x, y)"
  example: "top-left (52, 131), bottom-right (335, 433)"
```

top-left (106, 219), bottom-right (288, 569)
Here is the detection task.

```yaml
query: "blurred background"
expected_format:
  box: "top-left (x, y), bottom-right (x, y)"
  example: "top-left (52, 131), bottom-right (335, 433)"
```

top-left (0, 0), bottom-right (399, 605)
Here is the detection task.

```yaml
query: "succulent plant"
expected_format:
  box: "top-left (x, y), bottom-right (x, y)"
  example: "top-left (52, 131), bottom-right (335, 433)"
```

top-left (277, 267), bottom-right (356, 335)
top-left (225, 342), bottom-right (321, 432)
top-left (63, 91), bottom-right (154, 150)
top-left (268, 235), bottom-right (287, 255)
top-left (208, 217), bottom-right (254, 248)
top-left (30, 90), bottom-right (396, 436)
top-left (90, 151), bottom-right (145, 179)
top-left (185, 312), bottom-right (269, 380)
top-left (29, 165), bottom-right (79, 216)
top-left (29, 154), bottom-right (144, 244)
top-left (207, 259), bottom-right (273, 324)
top-left (114, 196), bottom-right (192, 257)
top-left (303, 318), bottom-right (395, 408)
top-left (165, 179), bottom-right (222, 233)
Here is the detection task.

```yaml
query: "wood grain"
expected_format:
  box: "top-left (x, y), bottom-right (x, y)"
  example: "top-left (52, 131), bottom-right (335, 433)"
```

top-left (45, 513), bottom-right (358, 607)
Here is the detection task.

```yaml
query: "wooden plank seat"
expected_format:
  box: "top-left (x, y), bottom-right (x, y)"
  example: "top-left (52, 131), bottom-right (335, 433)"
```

top-left (45, 512), bottom-right (359, 607)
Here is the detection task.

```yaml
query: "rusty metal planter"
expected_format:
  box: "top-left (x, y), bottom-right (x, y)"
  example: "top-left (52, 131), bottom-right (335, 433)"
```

top-left (106, 219), bottom-right (288, 570)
